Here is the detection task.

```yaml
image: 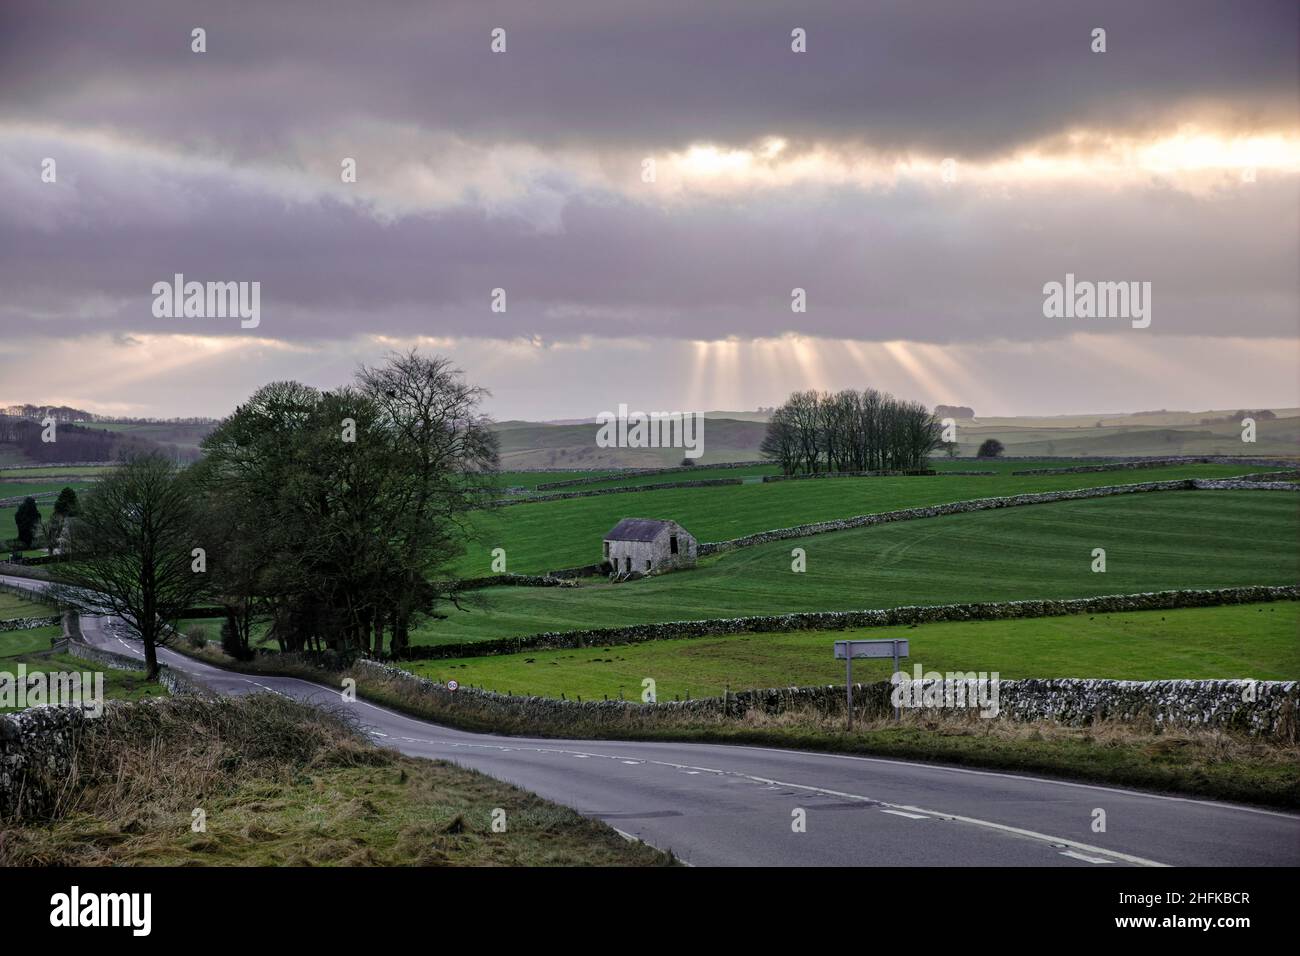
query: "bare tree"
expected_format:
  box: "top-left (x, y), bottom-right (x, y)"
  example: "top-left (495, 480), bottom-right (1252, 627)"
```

top-left (761, 387), bottom-right (940, 475)
top-left (50, 453), bottom-right (207, 679)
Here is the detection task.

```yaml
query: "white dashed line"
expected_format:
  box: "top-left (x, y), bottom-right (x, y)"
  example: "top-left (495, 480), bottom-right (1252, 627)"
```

top-left (880, 809), bottom-right (930, 820)
top-left (1060, 850), bottom-right (1115, 865)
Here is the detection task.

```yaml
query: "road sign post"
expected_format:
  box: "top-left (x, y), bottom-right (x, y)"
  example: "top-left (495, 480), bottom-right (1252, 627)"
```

top-left (834, 638), bottom-right (910, 728)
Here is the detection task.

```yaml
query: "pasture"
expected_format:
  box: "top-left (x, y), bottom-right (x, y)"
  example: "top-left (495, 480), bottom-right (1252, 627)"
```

top-left (407, 602), bottom-right (1300, 699)
top-left (457, 461), bottom-right (1290, 576)
top-left (413, 490), bottom-right (1299, 645)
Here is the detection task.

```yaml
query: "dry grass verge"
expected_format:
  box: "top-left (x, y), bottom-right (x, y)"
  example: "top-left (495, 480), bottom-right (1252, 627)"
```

top-left (0, 695), bottom-right (674, 866)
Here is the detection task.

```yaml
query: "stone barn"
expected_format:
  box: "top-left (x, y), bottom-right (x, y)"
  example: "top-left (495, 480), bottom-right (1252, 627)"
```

top-left (603, 518), bottom-right (697, 575)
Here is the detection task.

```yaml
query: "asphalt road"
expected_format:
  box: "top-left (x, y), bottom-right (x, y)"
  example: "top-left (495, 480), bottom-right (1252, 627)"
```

top-left (5, 573), bottom-right (1298, 867)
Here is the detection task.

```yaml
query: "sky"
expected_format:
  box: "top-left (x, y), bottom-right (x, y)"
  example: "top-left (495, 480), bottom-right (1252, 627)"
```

top-left (1, 0), bottom-right (1297, 421)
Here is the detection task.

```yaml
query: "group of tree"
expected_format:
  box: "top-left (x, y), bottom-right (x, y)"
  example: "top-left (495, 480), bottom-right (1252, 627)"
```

top-left (7, 487), bottom-right (76, 552)
top-left (759, 389), bottom-right (942, 475)
top-left (1199, 409), bottom-right (1277, 425)
top-left (51, 352), bottom-right (499, 677)
top-left (0, 416), bottom-right (197, 464)
top-left (933, 404), bottom-right (974, 420)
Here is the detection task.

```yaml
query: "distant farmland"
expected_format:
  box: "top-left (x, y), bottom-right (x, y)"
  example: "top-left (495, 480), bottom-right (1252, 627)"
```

top-left (416, 490), bottom-right (1299, 645)
top-left (460, 461), bottom-right (1291, 577)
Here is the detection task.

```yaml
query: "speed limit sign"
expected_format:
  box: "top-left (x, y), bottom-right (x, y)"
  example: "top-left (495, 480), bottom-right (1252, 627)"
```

top-left (447, 679), bottom-right (459, 692)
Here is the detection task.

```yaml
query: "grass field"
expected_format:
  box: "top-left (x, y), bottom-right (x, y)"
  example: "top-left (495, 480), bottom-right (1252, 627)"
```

top-left (508, 463), bottom-right (776, 493)
top-left (458, 462), bottom-right (1287, 575)
top-left (0, 590), bottom-right (53, 622)
top-left (496, 469), bottom-right (621, 490)
top-left (405, 602), bottom-right (1299, 698)
top-left (0, 465), bottom-right (115, 478)
top-left (414, 491), bottom-right (1298, 645)
top-left (0, 624), bottom-right (61, 658)
top-left (0, 649), bottom-right (166, 713)
top-left (0, 480), bottom-right (92, 500)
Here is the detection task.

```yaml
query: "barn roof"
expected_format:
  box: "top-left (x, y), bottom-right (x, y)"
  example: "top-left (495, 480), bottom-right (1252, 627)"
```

top-left (605, 517), bottom-right (676, 542)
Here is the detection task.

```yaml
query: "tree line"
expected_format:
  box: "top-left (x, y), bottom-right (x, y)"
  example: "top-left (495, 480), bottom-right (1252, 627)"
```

top-left (0, 416), bottom-right (198, 464)
top-left (759, 388), bottom-right (941, 475)
top-left (51, 351), bottom-right (499, 677)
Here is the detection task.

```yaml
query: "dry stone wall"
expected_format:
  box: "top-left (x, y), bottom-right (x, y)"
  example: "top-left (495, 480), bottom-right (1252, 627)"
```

top-left (493, 477), bottom-right (742, 506)
top-left (397, 585), bottom-right (1299, 660)
top-left (1010, 457), bottom-right (1297, 475)
top-left (357, 660), bottom-right (1297, 739)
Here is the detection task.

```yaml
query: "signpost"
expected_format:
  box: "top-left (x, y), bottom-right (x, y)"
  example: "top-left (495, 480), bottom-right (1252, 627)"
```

top-left (834, 638), bottom-right (909, 728)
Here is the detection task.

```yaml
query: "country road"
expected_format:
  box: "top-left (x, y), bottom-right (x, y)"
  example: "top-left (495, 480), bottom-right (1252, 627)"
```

top-left (4, 573), bottom-right (1298, 867)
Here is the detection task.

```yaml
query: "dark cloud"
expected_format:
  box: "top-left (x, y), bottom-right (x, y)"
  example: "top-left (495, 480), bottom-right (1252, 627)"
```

top-left (1, 0), bottom-right (1295, 158)
top-left (1, 132), bottom-right (1295, 345)
top-left (0, 0), bottom-right (1295, 355)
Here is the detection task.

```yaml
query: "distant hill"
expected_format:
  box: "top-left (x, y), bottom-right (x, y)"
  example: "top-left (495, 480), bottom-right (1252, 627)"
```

top-left (492, 418), bottom-right (767, 468)
top-left (0, 416), bottom-right (206, 465)
top-left (949, 409), bottom-right (1300, 458)
top-left (494, 407), bottom-right (1299, 466)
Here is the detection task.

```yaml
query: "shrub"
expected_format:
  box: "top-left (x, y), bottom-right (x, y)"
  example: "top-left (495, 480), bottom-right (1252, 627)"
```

top-left (976, 438), bottom-right (1005, 458)
top-left (184, 624), bottom-right (209, 648)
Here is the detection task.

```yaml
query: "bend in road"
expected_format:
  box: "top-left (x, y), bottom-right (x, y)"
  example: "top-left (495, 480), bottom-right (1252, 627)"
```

top-left (3, 575), bottom-right (1297, 868)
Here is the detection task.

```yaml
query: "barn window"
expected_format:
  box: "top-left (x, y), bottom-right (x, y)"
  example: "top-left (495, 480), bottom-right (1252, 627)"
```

top-left (669, 534), bottom-right (679, 555)
top-left (624, 556), bottom-right (630, 572)
top-left (646, 559), bottom-right (652, 570)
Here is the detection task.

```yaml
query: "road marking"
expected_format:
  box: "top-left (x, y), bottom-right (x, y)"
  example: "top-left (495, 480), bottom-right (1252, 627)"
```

top-left (432, 740), bottom-right (1170, 867)
top-left (737, 743), bottom-right (1300, 821)
top-left (1060, 850), bottom-right (1115, 865)
top-left (240, 679), bottom-right (289, 699)
top-left (880, 809), bottom-right (929, 820)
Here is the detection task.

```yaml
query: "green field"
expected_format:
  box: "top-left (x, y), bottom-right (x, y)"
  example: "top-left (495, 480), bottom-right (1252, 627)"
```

top-left (495, 469), bottom-right (621, 490)
top-left (0, 480), bottom-right (92, 500)
top-left (0, 650), bottom-right (165, 713)
top-left (509, 463), bottom-right (775, 494)
top-left (0, 624), bottom-right (61, 658)
top-left (0, 466), bottom-right (116, 479)
top-left (457, 462), bottom-right (1289, 576)
top-left (405, 602), bottom-right (1300, 698)
top-left (0, 590), bottom-right (54, 622)
top-left (414, 491), bottom-right (1298, 645)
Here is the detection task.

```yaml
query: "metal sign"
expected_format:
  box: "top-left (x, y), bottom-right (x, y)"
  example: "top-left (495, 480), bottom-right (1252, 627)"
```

top-left (835, 638), bottom-right (909, 728)
top-left (447, 679), bottom-right (459, 692)
top-left (835, 639), bottom-right (909, 659)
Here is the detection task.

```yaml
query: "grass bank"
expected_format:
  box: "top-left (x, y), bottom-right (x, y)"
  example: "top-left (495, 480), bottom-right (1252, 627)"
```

top-left (0, 694), bottom-right (673, 866)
